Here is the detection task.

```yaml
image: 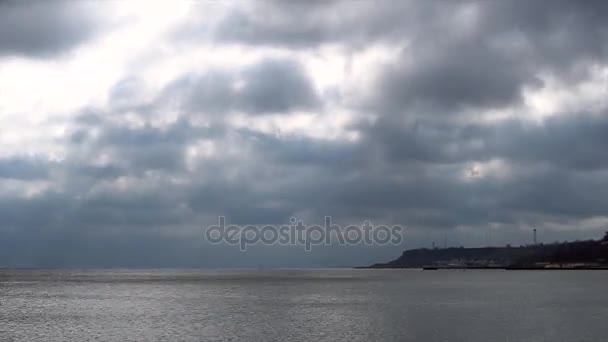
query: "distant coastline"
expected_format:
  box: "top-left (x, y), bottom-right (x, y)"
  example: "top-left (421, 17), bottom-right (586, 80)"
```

top-left (362, 233), bottom-right (608, 270)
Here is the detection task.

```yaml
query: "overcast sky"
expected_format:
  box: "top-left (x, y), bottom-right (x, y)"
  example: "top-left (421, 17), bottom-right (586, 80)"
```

top-left (1, 0), bottom-right (608, 267)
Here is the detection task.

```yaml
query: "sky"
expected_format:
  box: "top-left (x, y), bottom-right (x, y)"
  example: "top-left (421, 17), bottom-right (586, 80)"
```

top-left (1, 0), bottom-right (608, 267)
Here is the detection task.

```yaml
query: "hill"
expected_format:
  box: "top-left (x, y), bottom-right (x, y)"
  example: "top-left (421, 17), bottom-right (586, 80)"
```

top-left (366, 232), bottom-right (608, 269)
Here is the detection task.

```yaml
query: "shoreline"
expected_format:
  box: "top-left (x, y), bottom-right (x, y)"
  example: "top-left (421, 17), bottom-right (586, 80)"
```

top-left (355, 266), bottom-right (608, 271)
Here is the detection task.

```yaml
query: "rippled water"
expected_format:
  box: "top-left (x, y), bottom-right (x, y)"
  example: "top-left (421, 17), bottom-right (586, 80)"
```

top-left (1, 269), bottom-right (607, 341)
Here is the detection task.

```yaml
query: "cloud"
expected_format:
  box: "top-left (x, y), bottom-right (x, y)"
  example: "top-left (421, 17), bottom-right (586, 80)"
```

top-left (165, 57), bottom-right (319, 116)
top-left (1, 0), bottom-right (608, 267)
top-left (375, 40), bottom-right (539, 113)
top-left (0, 1), bottom-right (104, 57)
top-left (0, 157), bottom-right (49, 180)
top-left (212, 1), bottom-right (433, 48)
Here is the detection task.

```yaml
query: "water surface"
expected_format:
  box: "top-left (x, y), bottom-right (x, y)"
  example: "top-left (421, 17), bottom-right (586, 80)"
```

top-left (1, 269), bottom-right (606, 341)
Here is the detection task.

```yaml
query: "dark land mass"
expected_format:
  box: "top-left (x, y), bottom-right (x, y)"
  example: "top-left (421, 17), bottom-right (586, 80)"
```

top-left (364, 232), bottom-right (608, 270)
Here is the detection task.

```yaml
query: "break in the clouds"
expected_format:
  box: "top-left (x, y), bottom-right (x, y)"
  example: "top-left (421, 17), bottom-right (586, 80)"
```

top-left (1, 0), bottom-right (608, 267)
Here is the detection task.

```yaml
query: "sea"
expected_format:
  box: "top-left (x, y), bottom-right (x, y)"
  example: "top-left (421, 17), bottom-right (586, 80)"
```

top-left (1, 269), bottom-right (607, 341)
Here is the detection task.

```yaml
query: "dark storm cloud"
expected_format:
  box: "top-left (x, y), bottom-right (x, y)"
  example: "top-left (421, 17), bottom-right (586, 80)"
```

top-left (360, 118), bottom-right (488, 164)
top-left (214, 0), bottom-right (608, 58)
top-left (369, 0), bottom-right (608, 115)
top-left (375, 41), bottom-right (539, 113)
top-left (360, 111), bottom-right (608, 171)
top-left (167, 58), bottom-right (319, 116)
top-left (4, 111), bottom-right (608, 266)
top-left (0, 1), bottom-right (103, 57)
top-left (482, 0), bottom-right (608, 67)
top-left (490, 114), bottom-right (608, 170)
top-left (52, 104), bottom-right (608, 233)
top-left (257, 146), bottom-right (608, 229)
top-left (0, 191), bottom-right (67, 229)
top-left (241, 129), bottom-right (360, 167)
top-left (67, 110), bottom-right (227, 177)
top-left (237, 59), bottom-right (319, 113)
top-left (214, 0), bottom-right (608, 114)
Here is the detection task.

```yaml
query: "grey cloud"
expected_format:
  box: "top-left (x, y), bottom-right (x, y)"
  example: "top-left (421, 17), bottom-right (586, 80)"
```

top-left (483, 0), bottom-right (608, 66)
top-left (214, 0), bottom-right (607, 115)
top-left (4, 109), bottom-right (608, 266)
top-left (241, 128), bottom-right (359, 167)
top-left (361, 111), bottom-right (608, 170)
top-left (237, 59), bottom-right (319, 113)
top-left (169, 58), bottom-right (319, 116)
top-left (490, 115), bottom-right (608, 170)
top-left (214, 0), bottom-right (608, 61)
top-left (374, 0), bottom-right (608, 114)
top-left (0, 1), bottom-right (103, 57)
top-left (360, 119), bottom-right (487, 164)
top-left (3, 0), bottom-right (608, 267)
top-left (0, 157), bottom-right (49, 180)
top-left (215, 2), bottom-right (342, 48)
top-left (67, 117), bottom-right (214, 176)
top-left (376, 40), bottom-right (539, 113)
top-left (213, 1), bottom-right (431, 48)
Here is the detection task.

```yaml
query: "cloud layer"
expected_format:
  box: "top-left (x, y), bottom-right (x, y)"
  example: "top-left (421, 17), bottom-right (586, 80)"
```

top-left (1, 0), bottom-right (608, 267)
